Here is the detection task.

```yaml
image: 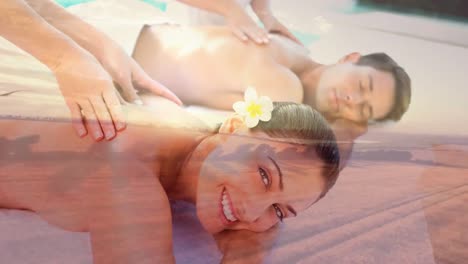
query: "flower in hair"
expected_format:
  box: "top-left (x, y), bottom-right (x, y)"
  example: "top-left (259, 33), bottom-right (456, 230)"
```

top-left (233, 87), bottom-right (273, 128)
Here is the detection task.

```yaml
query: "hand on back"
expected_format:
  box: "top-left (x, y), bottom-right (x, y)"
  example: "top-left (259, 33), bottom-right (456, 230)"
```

top-left (53, 41), bottom-right (182, 141)
top-left (225, 7), bottom-right (270, 44)
top-left (226, 7), bottom-right (303, 46)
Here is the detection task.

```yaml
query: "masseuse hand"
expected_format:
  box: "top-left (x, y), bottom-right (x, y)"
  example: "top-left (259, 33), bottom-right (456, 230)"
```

top-left (261, 15), bottom-right (303, 45)
top-left (95, 39), bottom-right (182, 106)
top-left (225, 8), bottom-right (270, 44)
top-left (52, 49), bottom-right (126, 141)
top-left (54, 40), bottom-right (182, 141)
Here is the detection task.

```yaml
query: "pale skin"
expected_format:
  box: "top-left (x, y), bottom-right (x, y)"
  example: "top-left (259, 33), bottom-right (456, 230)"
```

top-left (132, 24), bottom-right (396, 162)
top-left (0, 0), bottom-right (182, 141)
top-left (0, 95), bottom-right (200, 263)
top-left (0, 93), bottom-right (327, 263)
top-left (176, 0), bottom-right (302, 45)
top-left (133, 25), bottom-right (395, 125)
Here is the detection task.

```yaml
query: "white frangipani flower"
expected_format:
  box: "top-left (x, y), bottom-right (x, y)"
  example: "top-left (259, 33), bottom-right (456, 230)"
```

top-left (232, 87), bottom-right (274, 128)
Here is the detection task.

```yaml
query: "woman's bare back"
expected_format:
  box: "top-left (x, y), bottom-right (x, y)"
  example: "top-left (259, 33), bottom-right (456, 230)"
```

top-left (0, 90), bottom-right (213, 263)
top-left (0, 92), bottom-right (206, 229)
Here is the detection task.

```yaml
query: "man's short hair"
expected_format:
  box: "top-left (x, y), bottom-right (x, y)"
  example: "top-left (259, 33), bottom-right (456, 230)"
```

top-left (357, 53), bottom-right (411, 122)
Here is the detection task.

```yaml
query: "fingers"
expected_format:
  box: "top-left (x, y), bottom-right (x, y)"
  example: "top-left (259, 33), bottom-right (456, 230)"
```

top-left (102, 90), bottom-right (127, 131)
top-left (282, 30), bottom-right (303, 46)
top-left (116, 74), bottom-right (142, 105)
top-left (132, 63), bottom-right (183, 106)
top-left (231, 26), bottom-right (249, 42)
top-left (65, 99), bottom-right (87, 138)
top-left (269, 25), bottom-right (303, 46)
top-left (158, 87), bottom-right (183, 106)
top-left (79, 99), bottom-right (104, 141)
top-left (89, 96), bottom-right (116, 140)
top-left (115, 89), bottom-right (128, 105)
top-left (233, 25), bottom-right (269, 44)
top-left (245, 27), bottom-right (269, 44)
top-left (70, 92), bottom-right (126, 141)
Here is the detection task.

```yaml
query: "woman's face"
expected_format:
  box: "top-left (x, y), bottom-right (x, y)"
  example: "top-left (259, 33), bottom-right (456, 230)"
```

top-left (196, 132), bottom-right (326, 234)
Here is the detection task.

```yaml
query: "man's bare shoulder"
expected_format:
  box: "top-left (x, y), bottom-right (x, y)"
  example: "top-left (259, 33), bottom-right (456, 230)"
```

top-left (268, 34), bottom-right (311, 65)
top-left (254, 62), bottom-right (304, 104)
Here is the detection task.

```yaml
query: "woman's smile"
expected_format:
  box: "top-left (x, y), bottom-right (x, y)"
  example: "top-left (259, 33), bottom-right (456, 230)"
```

top-left (219, 187), bottom-right (240, 226)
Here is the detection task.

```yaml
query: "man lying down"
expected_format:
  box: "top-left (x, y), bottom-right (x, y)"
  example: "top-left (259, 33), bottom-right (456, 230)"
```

top-left (67, 0), bottom-right (411, 162)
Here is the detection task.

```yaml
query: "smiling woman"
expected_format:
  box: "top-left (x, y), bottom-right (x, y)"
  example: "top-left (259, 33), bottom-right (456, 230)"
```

top-left (0, 92), bottom-right (340, 263)
top-left (193, 102), bottom-right (340, 234)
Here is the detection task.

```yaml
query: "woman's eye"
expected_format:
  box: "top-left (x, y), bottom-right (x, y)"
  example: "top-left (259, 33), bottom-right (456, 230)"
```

top-left (273, 204), bottom-right (284, 222)
top-left (259, 167), bottom-right (270, 187)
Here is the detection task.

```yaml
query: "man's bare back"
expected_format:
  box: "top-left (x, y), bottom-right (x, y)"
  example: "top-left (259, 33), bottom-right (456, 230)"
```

top-left (130, 25), bottom-right (366, 163)
top-left (132, 25), bottom-right (308, 110)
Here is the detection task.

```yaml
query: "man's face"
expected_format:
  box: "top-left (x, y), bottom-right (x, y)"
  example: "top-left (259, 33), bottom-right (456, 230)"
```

top-left (314, 63), bottom-right (396, 123)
